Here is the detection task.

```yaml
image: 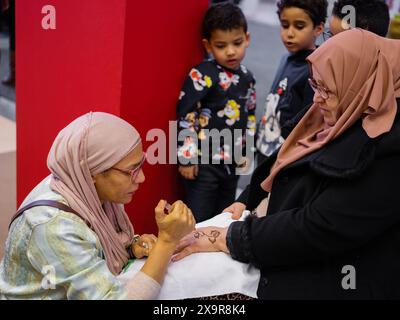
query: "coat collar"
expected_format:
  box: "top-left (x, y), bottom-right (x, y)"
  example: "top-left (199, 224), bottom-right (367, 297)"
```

top-left (287, 48), bottom-right (315, 63)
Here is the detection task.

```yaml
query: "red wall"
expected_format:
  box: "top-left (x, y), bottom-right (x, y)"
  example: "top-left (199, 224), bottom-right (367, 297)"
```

top-left (120, 1), bottom-right (207, 233)
top-left (17, 0), bottom-right (208, 234)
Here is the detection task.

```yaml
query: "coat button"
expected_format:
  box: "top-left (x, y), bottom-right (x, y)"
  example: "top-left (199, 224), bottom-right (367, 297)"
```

top-left (261, 277), bottom-right (269, 286)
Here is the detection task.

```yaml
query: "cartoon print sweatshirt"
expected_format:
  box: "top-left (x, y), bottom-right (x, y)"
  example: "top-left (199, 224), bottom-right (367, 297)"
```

top-left (177, 59), bottom-right (256, 167)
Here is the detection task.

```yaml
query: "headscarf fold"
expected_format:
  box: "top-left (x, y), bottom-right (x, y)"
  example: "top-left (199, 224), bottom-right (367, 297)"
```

top-left (262, 29), bottom-right (400, 192)
top-left (47, 112), bottom-right (141, 275)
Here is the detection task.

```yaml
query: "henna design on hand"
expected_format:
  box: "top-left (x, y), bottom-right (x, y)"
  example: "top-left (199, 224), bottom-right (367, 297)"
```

top-left (193, 231), bottom-right (205, 239)
top-left (209, 230), bottom-right (220, 243)
top-left (193, 230), bottom-right (221, 244)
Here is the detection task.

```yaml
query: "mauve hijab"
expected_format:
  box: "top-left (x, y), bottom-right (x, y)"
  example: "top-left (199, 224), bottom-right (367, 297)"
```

top-left (47, 112), bottom-right (140, 275)
top-left (262, 29), bottom-right (400, 192)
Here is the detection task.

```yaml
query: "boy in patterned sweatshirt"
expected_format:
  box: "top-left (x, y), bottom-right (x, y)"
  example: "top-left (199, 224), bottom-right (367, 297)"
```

top-left (176, 2), bottom-right (256, 222)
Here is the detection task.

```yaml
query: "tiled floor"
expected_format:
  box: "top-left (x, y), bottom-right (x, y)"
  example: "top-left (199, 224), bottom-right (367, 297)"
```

top-left (0, 30), bottom-right (16, 259)
top-left (0, 115), bottom-right (16, 259)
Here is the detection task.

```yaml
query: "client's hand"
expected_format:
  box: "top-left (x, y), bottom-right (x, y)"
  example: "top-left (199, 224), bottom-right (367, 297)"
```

top-left (131, 234), bottom-right (157, 258)
top-left (172, 226), bottom-right (229, 262)
top-left (223, 202), bottom-right (246, 220)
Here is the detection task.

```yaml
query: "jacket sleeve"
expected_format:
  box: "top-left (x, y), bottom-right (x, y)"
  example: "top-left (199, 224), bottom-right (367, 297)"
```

top-left (176, 64), bottom-right (214, 166)
top-left (279, 77), bottom-right (314, 128)
top-left (281, 102), bottom-right (312, 139)
top-left (27, 214), bottom-right (160, 299)
top-left (227, 156), bottom-right (400, 268)
top-left (236, 184), bottom-right (250, 205)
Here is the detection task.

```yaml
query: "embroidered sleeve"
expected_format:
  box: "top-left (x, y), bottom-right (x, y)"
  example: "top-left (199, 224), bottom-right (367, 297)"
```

top-left (27, 214), bottom-right (160, 299)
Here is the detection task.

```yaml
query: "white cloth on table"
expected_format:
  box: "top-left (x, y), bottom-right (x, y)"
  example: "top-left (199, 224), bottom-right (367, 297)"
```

top-left (117, 211), bottom-right (260, 300)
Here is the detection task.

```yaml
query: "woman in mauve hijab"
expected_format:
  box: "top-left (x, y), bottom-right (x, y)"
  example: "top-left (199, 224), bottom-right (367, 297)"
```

top-left (174, 29), bottom-right (400, 299)
top-left (0, 112), bottom-right (195, 299)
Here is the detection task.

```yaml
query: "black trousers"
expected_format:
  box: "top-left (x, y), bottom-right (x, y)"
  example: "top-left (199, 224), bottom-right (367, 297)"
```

top-left (183, 164), bottom-right (239, 222)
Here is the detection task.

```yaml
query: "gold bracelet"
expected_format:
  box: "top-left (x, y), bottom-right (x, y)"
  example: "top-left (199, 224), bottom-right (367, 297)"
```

top-left (132, 234), bottom-right (140, 244)
top-left (128, 235), bottom-right (140, 258)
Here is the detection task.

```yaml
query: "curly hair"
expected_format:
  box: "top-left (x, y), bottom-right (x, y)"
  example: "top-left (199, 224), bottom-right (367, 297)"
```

top-left (277, 0), bottom-right (328, 26)
top-left (202, 2), bottom-right (248, 40)
top-left (332, 0), bottom-right (389, 37)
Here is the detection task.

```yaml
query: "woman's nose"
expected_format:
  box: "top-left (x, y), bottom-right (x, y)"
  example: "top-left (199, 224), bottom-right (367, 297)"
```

top-left (313, 91), bottom-right (324, 103)
top-left (135, 169), bottom-right (145, 184)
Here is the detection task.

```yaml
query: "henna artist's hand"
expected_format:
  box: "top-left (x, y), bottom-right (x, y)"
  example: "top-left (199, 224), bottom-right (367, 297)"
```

top-left (155, 200), bottom-right (196, 245)
top-left (172, 226), bottom-right (229, 262)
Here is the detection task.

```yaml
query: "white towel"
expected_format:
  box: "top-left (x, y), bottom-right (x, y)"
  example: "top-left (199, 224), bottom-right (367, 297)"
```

top-left (117, 211), bottom-right (260, 299)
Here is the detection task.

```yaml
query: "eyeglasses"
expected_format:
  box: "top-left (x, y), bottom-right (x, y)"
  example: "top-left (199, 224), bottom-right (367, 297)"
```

top-left (308, 77), bottom-right (331, 99)
top-left (322, 30), bottom-right (333, 42)
top-left (110, 153), bottom-right (146, 183)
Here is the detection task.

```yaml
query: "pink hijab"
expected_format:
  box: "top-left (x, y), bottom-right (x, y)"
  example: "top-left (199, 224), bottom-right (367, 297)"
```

top-left (262, 29), bottom-right (400, 192)
top-left (47, 112), bottom-right (140, 275)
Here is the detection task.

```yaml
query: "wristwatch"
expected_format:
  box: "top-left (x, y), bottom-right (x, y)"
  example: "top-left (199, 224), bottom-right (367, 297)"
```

top-left (132, 234), bottom-right (140, 244)
top-left (128, 235), bottom-right (140, 258)
top-left (131, 234), bottom-right (149, 250)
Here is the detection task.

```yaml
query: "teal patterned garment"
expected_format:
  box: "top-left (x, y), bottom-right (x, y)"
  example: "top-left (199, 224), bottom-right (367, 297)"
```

top-left (0, 176), bottom-right (159, 300)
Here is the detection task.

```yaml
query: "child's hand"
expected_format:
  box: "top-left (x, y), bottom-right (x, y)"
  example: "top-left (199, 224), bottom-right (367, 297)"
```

top-left (178, 165), bottom-right (199, 180)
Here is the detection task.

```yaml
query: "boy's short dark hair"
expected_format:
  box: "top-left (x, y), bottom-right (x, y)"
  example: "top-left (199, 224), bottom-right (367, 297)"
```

top-left (332, 0), bottom-right (390, 37)
top-left (202, 2), bottom-right (248, 40)
top-left (277, 0), bottom-right (328, 27)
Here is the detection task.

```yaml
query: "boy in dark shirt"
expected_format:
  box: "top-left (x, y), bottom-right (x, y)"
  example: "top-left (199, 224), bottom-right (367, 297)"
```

top-left (256, 0), bottom-right (327, 162)
top-left (176, 3), bottom-right (256, 222)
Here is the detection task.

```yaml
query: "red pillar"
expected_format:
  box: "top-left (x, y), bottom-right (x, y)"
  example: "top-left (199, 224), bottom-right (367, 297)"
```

top-left (17, 0), bottom-right (208, 233)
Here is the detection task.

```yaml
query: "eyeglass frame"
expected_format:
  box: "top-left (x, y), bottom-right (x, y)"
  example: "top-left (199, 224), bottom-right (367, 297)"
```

top-left (109, 152), bottom-right (146, 182)
top-left (308, 77), bottom-right (331, 100)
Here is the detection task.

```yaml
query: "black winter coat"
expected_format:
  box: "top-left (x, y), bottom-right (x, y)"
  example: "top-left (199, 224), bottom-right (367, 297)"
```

top-left (227, 99), bottom-right (400, 299)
